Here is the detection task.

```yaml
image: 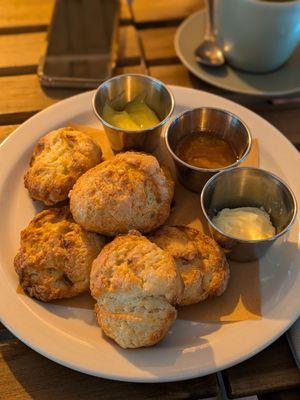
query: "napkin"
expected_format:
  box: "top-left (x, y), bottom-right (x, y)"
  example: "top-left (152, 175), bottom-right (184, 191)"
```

top-left (287, 318), bottom-right (300, 369)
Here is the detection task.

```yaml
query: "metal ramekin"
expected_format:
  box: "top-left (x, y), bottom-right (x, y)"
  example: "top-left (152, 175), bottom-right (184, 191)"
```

top-left (93, 74), bottom-right (174, 152)
top-left (165, 107), bottom-right (252, 192)
top-left (200, 167), bottom-right (298, 262)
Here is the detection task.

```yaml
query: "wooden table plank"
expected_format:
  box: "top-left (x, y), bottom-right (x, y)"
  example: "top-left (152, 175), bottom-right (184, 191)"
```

top-left (0, 32), bottom-right (46, 75)
top-left (259, 388), bottom-right (300, 400)
top-left (140, 27), bottom-right (178, 65)
top-left (0, 74), bottom-right (81, 124)
top-left (0, 0), bottom-right (131, 33)
top-left (257, 108), bottom-right (300, 146)
top-left (149, 63), bottom-right (264, 101)
top-left (0, 25), bottom-right (140, 76)
top-left (149, 63), bottom-right (262, 102)
top-left (120, 0), bottom-right (133, 24)
top-left (117, 25), bottom-right (141, 66)
top-left (131, 0), bottom-right (203, 25)
top-left (150, 63), bottom-right (197, 88)
top-left (223, 336), bottom-right (300, 398)
top-left (0, 0), bottom-right (53, 33)
top-left (115, 64), bottom-right (147, 75)
top-left (0, 340), bottom-right (218, 400)
top-left (0, 124), bottom-right (19, 144)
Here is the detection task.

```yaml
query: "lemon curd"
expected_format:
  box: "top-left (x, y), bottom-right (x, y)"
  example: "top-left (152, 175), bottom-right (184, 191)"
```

top-left (103, 97), bottom-right (160, 130)
top-left (212, 207), bottom-right (276, 240)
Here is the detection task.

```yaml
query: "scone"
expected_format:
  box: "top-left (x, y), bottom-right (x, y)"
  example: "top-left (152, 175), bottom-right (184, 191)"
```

top-left (69, 152), bottom-right (174, 236)
top-left (90, 231), bottom-right (183, 348)
top-left (14, 206), bottom-right (105, 302)
top-left (149, 226), bottom-right (229, 306)
top-left (24, 127), bottom-right (102, 205)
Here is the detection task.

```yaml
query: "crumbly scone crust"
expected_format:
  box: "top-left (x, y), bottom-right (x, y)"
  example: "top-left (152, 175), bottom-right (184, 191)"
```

top-left (69, 152), bottom-right (174, 236)
top-left (149, 225), bottom-right (230, 306)
top-left (90, 231), bottom-right (183, 348)
top-left (24, 127), bottom-right (102, 205)
top-left (94, 297), bottom-right (177, 349)
top-left (14, 206), bottom-right (105, 301)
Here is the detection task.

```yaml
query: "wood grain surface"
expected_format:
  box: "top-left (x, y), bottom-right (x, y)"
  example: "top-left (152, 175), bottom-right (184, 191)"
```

top-left (0, 0), bottom-right (53, 32)
top-left (0, 124), bottom-right (18, 144)
top-left (0, 74), bottom-right (81, 124)
top-left (0, 340), bottom-right (218, 400)
top-left (131, 0), bottom-right (203, 24)
top-left (117, 25), bottom-right (141, 66)
top-left (140, 27), bottom-right (178, 64)
top-left (223, 335), bottom-right (300, 398)
top-left (0, 32), bottom-right (46, 75)
top-left (259, 388), bottom-right (300, 400)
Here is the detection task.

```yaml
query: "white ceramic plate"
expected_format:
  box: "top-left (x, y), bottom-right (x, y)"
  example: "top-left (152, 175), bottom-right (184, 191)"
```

top-left (175, 10), bottom-right (300, 97)
top-left (0, 86), bottom-right (299, 382)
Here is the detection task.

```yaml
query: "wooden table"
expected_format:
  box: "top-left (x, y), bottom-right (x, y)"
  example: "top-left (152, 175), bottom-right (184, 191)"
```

top-left (0, 1), bottom-right (299, 399)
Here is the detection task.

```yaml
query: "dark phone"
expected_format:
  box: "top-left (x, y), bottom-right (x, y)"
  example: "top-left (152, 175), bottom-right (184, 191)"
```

top-left (38, 0), bottom-right (120, 88)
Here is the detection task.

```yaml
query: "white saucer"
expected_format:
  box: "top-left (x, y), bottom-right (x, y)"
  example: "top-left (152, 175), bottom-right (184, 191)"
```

top-left (175, 10), bottom-right (300, 97)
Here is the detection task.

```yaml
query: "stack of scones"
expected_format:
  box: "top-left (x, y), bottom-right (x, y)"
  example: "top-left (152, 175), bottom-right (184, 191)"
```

top-left (15, 127), bottom-right (229, 348)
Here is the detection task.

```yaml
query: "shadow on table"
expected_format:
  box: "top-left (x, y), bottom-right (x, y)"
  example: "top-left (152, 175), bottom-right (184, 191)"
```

top-left (2, 338), bottom-right (218, 400)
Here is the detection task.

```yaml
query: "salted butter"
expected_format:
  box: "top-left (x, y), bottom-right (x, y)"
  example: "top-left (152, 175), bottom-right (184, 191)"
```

top-left (212, 207), bottom-right (275, 240)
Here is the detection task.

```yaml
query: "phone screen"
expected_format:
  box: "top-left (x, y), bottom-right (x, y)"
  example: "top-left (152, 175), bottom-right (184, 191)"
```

top-left (41, 0), bottom-right (119, 86)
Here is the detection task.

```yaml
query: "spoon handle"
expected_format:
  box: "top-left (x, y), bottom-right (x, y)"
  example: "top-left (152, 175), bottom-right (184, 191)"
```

top-left (205, 0), bottom-right (215, 39)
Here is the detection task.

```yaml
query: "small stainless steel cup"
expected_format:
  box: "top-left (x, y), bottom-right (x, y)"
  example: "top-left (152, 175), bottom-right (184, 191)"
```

top-left (201, 167), bottom-right (298, 262)
top-left (165, 107), bottom-right (252, 192)
top-left (93, 74), bottom-right (174, 152)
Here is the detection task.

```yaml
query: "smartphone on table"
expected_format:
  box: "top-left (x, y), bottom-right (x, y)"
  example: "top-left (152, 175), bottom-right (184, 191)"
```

top-left (38, 0), bottom-right (120, 88)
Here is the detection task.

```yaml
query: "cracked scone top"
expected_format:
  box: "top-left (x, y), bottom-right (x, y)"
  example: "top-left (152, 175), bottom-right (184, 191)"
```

top-left (149, 226), bottom-right (230, 306)
top-left (14, 206), bottom-right (105, 302)
top-left (90, 231), bottom-right (183, 348)
top-left (24, 127), bottom-right (102, 205)
top-left (69, 151), bottom-right (174, 236)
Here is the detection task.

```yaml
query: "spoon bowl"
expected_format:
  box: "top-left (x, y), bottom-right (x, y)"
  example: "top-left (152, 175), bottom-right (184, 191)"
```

top-left (194, 0), bottom-right (225, 67)
top-left (195, 39), bottom-right (225, 66)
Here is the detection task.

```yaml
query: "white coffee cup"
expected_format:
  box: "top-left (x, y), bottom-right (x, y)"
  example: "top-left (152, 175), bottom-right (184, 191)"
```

top-left (214, 0), bottom-right (300, 73)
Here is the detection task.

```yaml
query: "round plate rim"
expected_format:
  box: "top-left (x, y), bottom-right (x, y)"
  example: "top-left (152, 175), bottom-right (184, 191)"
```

top-left (0, 86), bottom-right (299, 382)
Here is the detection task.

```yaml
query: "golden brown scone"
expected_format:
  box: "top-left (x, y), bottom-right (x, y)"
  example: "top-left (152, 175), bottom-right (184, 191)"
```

top-left (14, 206), bottom-right (105, 302)
top-left (90, 231), bottom-right (183, 348)
top-left (24, 127), bottom-right (102, 205)
top-left (149, 226), bottom-right (230, 306)
top-left (69, 152), bottom-right (174, 236)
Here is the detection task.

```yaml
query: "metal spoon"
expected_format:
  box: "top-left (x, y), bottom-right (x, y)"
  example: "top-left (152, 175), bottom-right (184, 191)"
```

top-left (194, 0), bottom-right (225, 67)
